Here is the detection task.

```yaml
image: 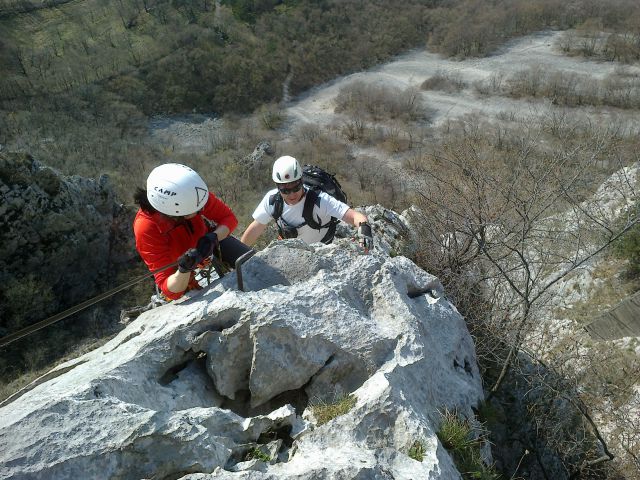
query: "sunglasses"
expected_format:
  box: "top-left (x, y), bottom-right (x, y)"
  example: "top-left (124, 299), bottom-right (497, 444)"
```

top-left (278, 182), bottom-right (303, 195)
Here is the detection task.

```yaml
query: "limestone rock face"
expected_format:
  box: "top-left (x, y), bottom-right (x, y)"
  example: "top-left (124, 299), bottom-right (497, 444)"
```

top-left (0, 239), bottom-right (483, 480)
top-left (0, 152), bottom-right (135, 334)
top-left (335, 204), bottom-right (418, 259)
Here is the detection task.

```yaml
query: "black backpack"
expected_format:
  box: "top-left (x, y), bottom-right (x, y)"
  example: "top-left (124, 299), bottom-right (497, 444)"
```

top-left (269, 165), bottom-right (348, 244)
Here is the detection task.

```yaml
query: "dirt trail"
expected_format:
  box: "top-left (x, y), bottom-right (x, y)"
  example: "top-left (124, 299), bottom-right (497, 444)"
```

top-left (286, 30), bottom-right (640, 129)
top-left (150, 31), bottom-right (640, 154)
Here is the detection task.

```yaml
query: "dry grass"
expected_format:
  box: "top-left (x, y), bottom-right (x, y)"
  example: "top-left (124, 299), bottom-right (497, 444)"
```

top-left (309, 394), bottom-right (357, 426)
top-left (334, 81), bottom-right (424, 122)
top-left (560, 258), bottom-right (637, 326)
top-left (557, 29), bottom-right (640, 63)
top-left (474, 64), bottom-right (640, 109)
top-left (421, 71), bottom-right (466, 93)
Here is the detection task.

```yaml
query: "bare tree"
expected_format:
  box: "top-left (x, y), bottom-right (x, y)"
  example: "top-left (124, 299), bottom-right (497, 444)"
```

top-left (408, 114), bottom-right (639, 475)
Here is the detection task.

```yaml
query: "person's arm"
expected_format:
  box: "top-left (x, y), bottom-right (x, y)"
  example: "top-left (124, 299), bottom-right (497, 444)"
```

top-left (341, 208), bottom-right (369, 227)
top-left (213, 224), bottom-right (230, 241)
top-left (134, 217), bottom-right (189, 299)
top-left (241, 192), bottom-right (275, 246)
top-left (240, 220), bottom-right (268, 246)
top-left (201, 193), bottom-right (238, 235)
top-left (165, 269), bottom-right (192, 294)
top-left (167, 247), bottom-right (205, 294)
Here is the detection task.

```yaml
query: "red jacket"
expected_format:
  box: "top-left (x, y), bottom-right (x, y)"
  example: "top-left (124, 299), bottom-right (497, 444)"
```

top-left (133, 192), bottom-right (238, 299)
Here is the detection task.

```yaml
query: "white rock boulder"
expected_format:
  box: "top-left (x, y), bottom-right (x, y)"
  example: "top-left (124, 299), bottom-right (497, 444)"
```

top-left (0, 237), bottom-right (483, 480)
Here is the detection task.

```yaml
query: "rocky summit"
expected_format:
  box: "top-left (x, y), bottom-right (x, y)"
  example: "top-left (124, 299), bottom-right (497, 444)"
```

top-left (0, 233), bottom-right (484, 479)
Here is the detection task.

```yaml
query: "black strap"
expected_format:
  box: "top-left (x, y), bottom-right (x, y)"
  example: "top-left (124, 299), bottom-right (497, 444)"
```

top-left (269, 193), bottom-right (284, 222)
top-left (303, 190), bottom-right (338, 244)
top-left (302, 190), bottom-right (321, 229)
top-left (270, 190), bottom-right (337, 244)
top-left (269, 193), bottom-right (285, 238)
top-left (319, 220), bottom-right (337, 244)
top-left (303, 190), bottom-right (335, 231)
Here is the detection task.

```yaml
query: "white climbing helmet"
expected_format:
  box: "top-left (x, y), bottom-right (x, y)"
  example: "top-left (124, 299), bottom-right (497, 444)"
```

top-left (146, 163), bottom-right (208, 216)
top-left (272, 155), bottom-right (302, 183)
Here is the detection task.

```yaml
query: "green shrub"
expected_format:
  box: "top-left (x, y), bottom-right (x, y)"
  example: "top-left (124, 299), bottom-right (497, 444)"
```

top-left (245, 447), bottom-right (271, 463)
top-left (408, 440), bottom-right (425, 462)
top-left (2, 274), bottom-right (56, 331)
top-left (438, 410), bottom-right (476, 451)
top-left (437, 410), bottom-right (501, 480)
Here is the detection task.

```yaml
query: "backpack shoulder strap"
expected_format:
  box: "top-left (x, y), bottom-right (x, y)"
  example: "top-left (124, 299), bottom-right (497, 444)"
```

top-left (269, 192), bottom-right (284, 222)
top-left (302, 190), bottom-right (338, 244)
top-left (302, 190), bottom-right (322, 230)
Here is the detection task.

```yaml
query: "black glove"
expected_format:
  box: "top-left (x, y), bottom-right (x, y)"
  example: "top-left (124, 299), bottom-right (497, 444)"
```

top-left (178, 248), bottom-right (203, 273)
top-left (196, 232), bottom-right (219, 259)
top-left (357, 222), bottom-right (374, 251)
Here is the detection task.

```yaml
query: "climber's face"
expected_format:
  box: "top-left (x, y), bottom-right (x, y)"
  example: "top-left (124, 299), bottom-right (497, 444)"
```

top-left (278, 180), bottom-right (304, 205)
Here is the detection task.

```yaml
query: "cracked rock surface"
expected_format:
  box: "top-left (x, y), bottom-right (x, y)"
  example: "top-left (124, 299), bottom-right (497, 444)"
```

top-left (0, 231), bottom-right (483, 480)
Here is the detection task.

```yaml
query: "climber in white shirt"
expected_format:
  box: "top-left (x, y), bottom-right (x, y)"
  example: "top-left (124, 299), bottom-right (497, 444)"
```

top-left (240, 156), bottom-right (373, 250)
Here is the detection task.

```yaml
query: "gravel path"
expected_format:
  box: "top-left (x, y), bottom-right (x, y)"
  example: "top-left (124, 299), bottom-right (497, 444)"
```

top-left (149, 31), bottom-right (640, 157)
top-left (286, 30), bottom-right (640, 129)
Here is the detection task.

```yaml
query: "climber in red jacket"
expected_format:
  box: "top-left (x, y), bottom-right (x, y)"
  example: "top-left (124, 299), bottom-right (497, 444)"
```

top-left (133, 163), bottom-right (249, 300)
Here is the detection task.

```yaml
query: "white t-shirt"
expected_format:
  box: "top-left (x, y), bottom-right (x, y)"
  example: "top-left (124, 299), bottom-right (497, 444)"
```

top-left (252, 188), bottom-right (350, 244)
